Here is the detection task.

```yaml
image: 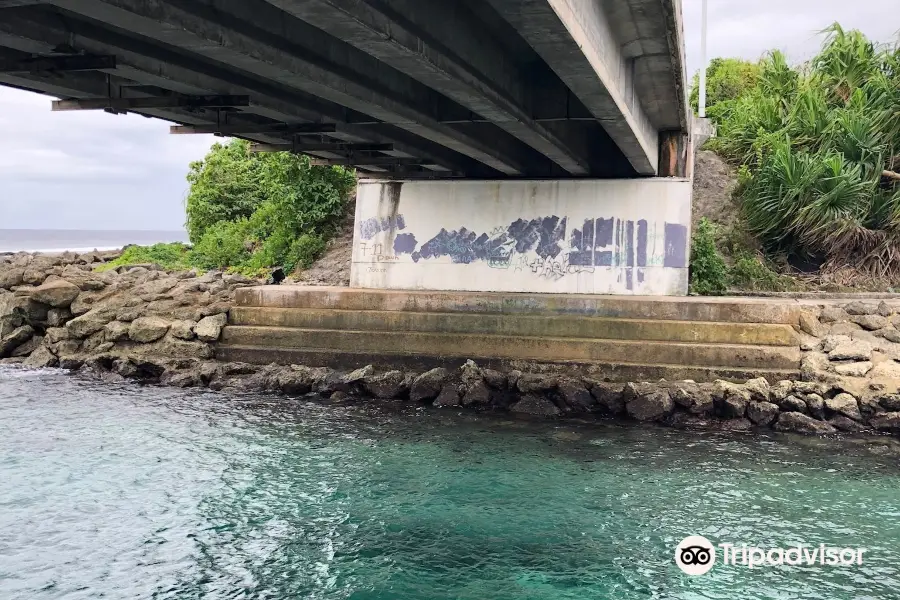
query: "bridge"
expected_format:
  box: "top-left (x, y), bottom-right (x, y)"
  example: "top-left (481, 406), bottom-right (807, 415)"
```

top-left (0, 0), bottom-right (688, 180)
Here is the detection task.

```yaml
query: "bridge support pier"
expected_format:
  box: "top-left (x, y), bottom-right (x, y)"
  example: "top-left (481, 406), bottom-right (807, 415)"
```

top-left (350, 178), bottom-right (692, 296)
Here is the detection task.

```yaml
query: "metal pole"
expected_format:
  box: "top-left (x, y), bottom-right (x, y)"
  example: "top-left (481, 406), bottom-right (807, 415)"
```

top-left (699, 0), bottom-right (708, 117)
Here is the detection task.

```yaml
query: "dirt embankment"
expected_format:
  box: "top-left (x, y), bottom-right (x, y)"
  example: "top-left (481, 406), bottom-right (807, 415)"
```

top-left (691, 150), bottom-right (741, 234)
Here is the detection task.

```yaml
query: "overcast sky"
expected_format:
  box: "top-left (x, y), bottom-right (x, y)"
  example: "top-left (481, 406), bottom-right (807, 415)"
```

top-left (1, 0), bottom-right (897, 231)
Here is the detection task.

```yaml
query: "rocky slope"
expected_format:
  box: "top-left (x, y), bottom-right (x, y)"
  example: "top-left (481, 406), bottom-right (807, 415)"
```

top-left (4, 251), bottom-right (900, 438)
top-left (0, 250), bottom-right (258, 370)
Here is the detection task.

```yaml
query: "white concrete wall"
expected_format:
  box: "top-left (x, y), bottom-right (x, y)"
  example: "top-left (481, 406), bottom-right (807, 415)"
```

top-left (350, 179), bottom-right (692, 295)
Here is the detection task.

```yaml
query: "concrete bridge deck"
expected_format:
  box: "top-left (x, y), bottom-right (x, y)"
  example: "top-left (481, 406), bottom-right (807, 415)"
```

top-left (218, 286), bottom-right (804, 383)
top-left (0, 0), bottom-right (688, 179)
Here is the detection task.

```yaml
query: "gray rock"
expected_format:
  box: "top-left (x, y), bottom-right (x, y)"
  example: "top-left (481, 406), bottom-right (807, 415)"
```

top-left (804, 393), bottom-right (826, 419)
top-left (845, 301), bottom-right (879, 316)
top-left (104, 320), bottom-right (130, 342)
top-left (329, 391), bottom-right (349, 402)
top-left (129, 316), bottom-right (170, 343)
top-left (557, 379), bottom-right (595, 413)
top-left (65, 311), bottom-right (112, 339)
top-left (828, 322), bottom-right (861, 336)
top-left (624, 384), bottom-right (673, 421)
top-left (798, 332), bottom-right (823, 351)
top-left (833, 361), bottom-right (873, 377)
top-left (590, 382), bottom-right (626, 415)
top-left (169, 319), bottom-right (197, 340)
top-left (747, 401), bottom-right (780, 426)
top-left (46, 307), bottom-right (72, 327)
top-left (344, 364), bottom-right (375, 384)
top-left (744, 377), bottom-right (771, 402)
top-left (770, 380), bottom-right (794, 402)
top-left (161, 370), bottom-right (201, 388)
top-left (69, 293), bottom-right (96, 316)
top-left (44, 327), bottom-right (70, 344)
top-left (517, 373), bottom-right (557, 394)
top-left (799, 310), bottom-right (827, 337)
top-left (94, 342), bottom-right (115, 354)
top-left (829, 339), bottom-right (873, 361)
top-left (819, 306), bottom-right (849, 322)
top-left (10, 333), bottom-right (41, 357)
top-left (194, 313), bottom-right (227, 342)
top-left (461, 380), bottom-right (492, 406)
top-left (876, 301), bottom-right (894, 317)
top-left (409, 368), bottom-right (448, 402)
top-left (115, 304), bottom-right (146, 322)
top-left (433, 384), bottom-right (461, 407)
top-left (669, 381), bottom-right (714, 415)
top-left (22, 269), bottom-right (47, 286)
top-left (779, 395), bottom-right (808, 413)
top-left (509, 394), bottom-right (560, 417)
top-left (876, 327), bottom-right (900, 344)
top-left (877, 394), bottom-right (900, 411)
top-left (0, 268), bottom-right (25, 289)
top-left (869, 361), bottom-right (900, 379)
top-left (870, 412), bottom-right (900, 432)
top-left (825, 393), bottom-right (862, 421)
top-left (482, 368), bottom-right (507, 389)
top-left (459, 359), bottom-right (483, 388)
top-left (29, 279), bottom-right (80, 308)
top-left (23, 345), bottom-right (57, 368)
top-left (828, 415), bottom-right (866, 432)
top-left (792, 381), bottom-right (827, 395)
top-left (852, 314), bottom-right (889, 331)
top-left (0, 293), bottom-right (48, 322)
top-left (774, 412), bottom-right (836, 435)
top-left (363, 370), bottom-right (406, 399)
top-left (714, 380), bottom-right (750, 418)
top-left (822, 335), bottom-right (851, 353)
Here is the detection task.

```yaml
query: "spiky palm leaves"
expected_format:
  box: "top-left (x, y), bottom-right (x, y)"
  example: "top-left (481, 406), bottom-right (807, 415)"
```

top-left (709, 24), bottom-right (900, 278)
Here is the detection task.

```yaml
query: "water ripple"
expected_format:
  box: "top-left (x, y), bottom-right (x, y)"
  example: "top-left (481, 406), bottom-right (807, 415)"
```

top-left (1, 367), bottom-right (900, 599)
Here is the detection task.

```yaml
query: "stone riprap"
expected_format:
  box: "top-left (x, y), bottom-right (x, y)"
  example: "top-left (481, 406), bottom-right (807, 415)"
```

top-left (3, 251), bottom-right (900, 437)
top-left (0, 250), bottom-right (257, 368)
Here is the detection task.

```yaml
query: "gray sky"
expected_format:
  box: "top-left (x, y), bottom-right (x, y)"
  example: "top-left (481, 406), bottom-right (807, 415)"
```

top-left (1, 0), bottom-right (897, 231)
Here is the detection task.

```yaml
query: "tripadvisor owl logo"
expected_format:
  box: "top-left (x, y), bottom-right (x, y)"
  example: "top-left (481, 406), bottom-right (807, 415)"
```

top-left (675, 535), bottom-right (716, 575)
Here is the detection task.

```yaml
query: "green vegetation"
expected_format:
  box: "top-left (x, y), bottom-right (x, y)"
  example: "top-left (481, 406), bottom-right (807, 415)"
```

top-left (689, 218), bottom-right (729, 295)
top-left (99, 140), bottom-right (355, 276)
top-left (689, 57), bottom-right (761, 118)
top-left (96, 242), bottom-right (193, 272)
top-left (690, 24), bottom-right (900, 293)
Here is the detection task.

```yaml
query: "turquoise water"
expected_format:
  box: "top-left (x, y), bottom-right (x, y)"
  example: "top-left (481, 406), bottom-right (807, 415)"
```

top-left (2, 367), bottom-right (900, 599)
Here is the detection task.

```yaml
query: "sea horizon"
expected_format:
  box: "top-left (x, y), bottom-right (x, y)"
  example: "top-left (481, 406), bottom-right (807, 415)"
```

top-left (0, 228), bottom-right (189, 254)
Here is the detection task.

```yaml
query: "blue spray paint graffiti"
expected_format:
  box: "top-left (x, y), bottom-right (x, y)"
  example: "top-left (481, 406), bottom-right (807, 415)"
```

top-left (359, 214), bottom-right (407, 240)
top-left (403, 216), bottom-right (687, 270)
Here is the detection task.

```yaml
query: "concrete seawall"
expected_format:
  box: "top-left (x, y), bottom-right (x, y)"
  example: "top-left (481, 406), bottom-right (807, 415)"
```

top-left (221, 286), bottom-right (802, 382)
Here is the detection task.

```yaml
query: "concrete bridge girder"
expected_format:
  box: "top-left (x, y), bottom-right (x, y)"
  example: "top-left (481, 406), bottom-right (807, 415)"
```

top-left (0, 7), bottom-right (493, 174)
top-left (40, 0), bottom-right (540, 176)
top-left (265, 0), bottom-right (593, 176)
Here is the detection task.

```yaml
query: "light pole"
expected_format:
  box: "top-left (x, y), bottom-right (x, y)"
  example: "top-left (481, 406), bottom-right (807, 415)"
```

top-left (699, 0), bottom-right (708, 117)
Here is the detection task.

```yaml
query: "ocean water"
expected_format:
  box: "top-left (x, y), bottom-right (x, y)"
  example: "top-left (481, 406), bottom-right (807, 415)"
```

top-left (2, 366), bottom-right (900, 599)
top-left (0, 229), bottom-right (188, 253)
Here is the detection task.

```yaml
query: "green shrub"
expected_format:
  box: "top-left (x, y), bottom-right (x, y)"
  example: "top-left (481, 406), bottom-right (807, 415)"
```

top-left (703, 24), bottom-right (900, 278)
top-left (689, 218), bottom-right (729, 295)
top-left (190, 219), bottom-right (252, 270)
top-left (95, 242), bottom-right (192, 272)
top-left (184, 140), bottom-right (269, 243)
top-left (728, 252), bottom-right (793, 292)
top-left (181, 140), bottom-right (356, 275)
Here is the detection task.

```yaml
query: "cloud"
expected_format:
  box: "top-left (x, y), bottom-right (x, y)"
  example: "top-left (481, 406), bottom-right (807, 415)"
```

top-left (0, 86), bottom-right (216, 230)
top-left (682, 0), bottom-right (900, 77)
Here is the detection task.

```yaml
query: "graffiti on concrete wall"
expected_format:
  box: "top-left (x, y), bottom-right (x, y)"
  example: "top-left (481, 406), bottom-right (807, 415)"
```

top-left (358, 214), bottom-right (688, 290)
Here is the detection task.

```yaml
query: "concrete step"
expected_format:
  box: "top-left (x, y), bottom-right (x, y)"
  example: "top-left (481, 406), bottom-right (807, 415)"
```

top-left (220, 326), bottom-right (801, 370)
top-left (235, 286), bottom-right (801, 324)
top-left (215, 345), bottom-right (799, 383)
top-left (229, 306), bottom-right (798, 346)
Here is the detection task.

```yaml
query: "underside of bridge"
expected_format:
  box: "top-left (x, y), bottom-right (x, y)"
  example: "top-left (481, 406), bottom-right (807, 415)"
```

top-left (0, 0), bottom-right (687, 180)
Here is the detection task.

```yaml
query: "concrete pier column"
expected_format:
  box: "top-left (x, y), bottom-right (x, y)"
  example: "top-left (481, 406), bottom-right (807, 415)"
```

top-left (350, 179), bottom-right (692, 296)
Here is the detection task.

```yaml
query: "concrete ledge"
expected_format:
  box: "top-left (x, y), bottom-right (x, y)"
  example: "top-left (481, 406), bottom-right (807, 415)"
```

top-left (220, 326), bottom-right (801, 370)
top-left (235, 287), bottom-right (802, 324)
top-left (229, 306), bottom-right (798, 346)
top-left (215, 345), bottom-right (799, 384)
